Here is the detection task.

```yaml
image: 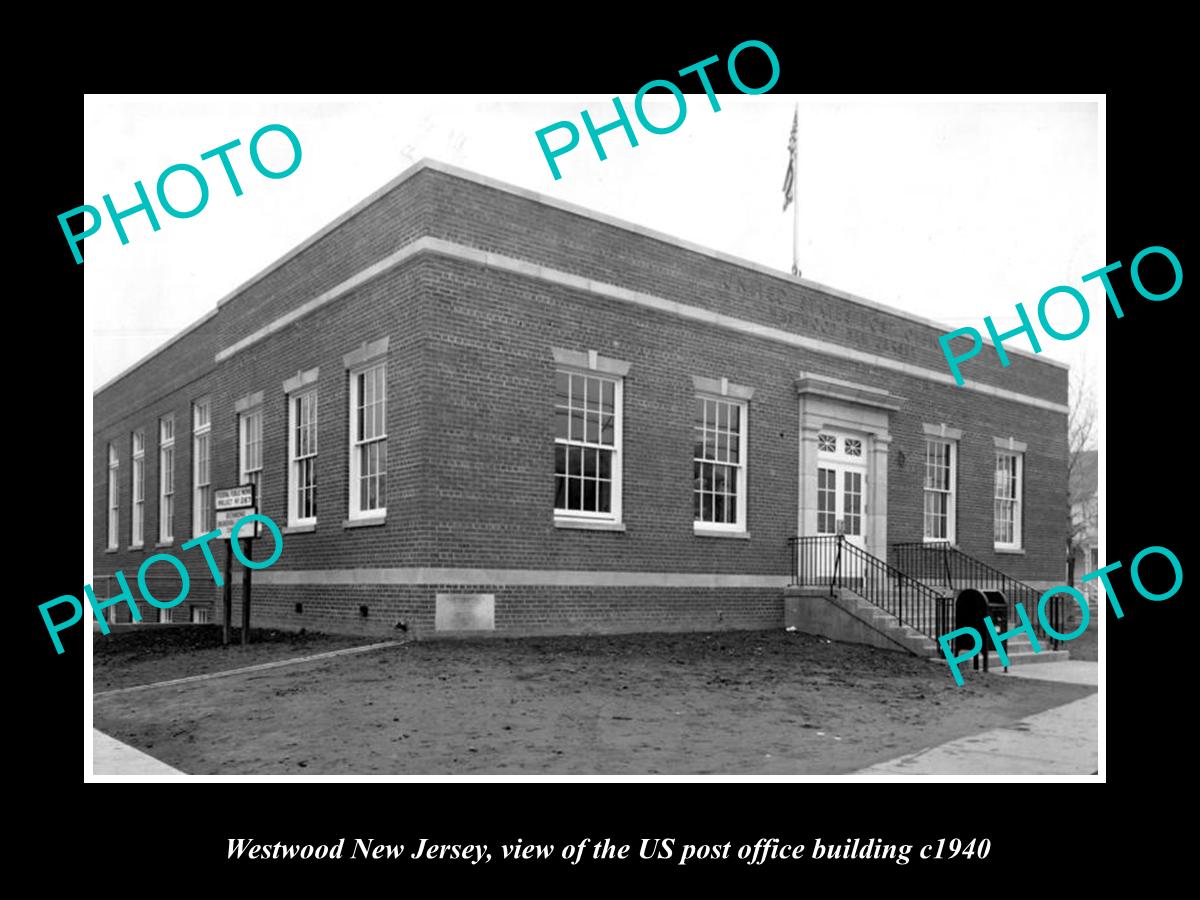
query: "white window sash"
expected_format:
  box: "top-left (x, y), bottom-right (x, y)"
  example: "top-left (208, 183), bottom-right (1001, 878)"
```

top-left (107, 447), bottom-right (119, 550)
top-left (923, 438), bottom-right (957, 543)
top-left (131, 446), bottom-right (145, 547)
top-left (288, 390), bottom-right (318, 526)
top-left (692, 395), bottom-right (748, 532)
top-left (159, 419), bottom-right (175, 542)
top-left (348, 363), bottom-right (387, 520)
top-left (192, 402), bottom-right (212, 537)
top-left (239, 408), bottom-right (264, 500)
top-left (553, 370), bottom-right (623, 523)
top-left (994, 452), bottom-right (1023, 549)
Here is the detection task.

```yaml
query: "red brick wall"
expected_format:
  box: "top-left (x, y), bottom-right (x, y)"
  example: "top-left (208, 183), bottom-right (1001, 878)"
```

top-left (415, 169), bottom-right (1067, 406)
top-left (420, 257), bottom-right (1066, 582)
top-left (91, 166), bottom-right (1070, 636)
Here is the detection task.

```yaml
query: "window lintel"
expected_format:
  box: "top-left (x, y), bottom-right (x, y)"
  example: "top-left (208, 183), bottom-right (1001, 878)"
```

top-left (343, 336), bottom-right (389, 370)
top-left (235, 390), bottom-right (264, 414)
top-left (993, 436), bottom-right (1028, 453)
top-left (692, 375), bottom-right (754, 401)
top-left (283, 367), bottom-right (320, 394)
top-left (552, 347), bottom-right (630, 377)
top-left (923, 422), bottom-right (964, 441)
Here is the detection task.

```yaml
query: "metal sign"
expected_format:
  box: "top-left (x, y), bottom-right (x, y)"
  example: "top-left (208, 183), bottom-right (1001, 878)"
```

top-left (215, 485), bottom-right (255, 511)
top-left (215, 509), bottom-right (253, 540)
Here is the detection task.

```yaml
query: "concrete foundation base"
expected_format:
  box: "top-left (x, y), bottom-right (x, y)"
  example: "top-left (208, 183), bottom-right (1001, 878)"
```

top-left (784, 585), bottom-right (937, 656)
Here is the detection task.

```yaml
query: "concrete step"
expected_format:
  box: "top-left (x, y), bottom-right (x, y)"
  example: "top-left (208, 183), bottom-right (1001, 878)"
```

top-left (790, 585), bottom-right (1074, 663)
top-left (848, 594), bottom-right (1070, 663)
top-left (847, 601), bottom-right (939, 656)
top-left (934, 648), bottom-right (1071, 667)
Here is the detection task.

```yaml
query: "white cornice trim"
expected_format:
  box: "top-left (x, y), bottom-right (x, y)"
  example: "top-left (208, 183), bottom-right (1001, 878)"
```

top-left (214, 237), bottom-right (1069, 414)
top-left (418, 160), bottom-right (1066, 370)
top-left (220, 234), bottom-right (1065, 415)
top-left (92, 308), bottom-right (218, 396)
top-left (95, 158), bottom-right (1065, 398)
top-left (215, 241), bottom-right (426, 363)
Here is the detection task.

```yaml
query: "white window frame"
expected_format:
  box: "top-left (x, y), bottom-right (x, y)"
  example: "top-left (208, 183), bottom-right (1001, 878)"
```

top-left (288, 387), bottom-right (319, 527)
top-left (238, 404), bottom-right (264, 506)
top-left (159, 415), bottom-right (175, 543)
top-left (692, 393), bottom-right (749, 534)
top-left (553, 367), bottom-right (624, 526)
top-left (923, 437), bottom-right (958, 544)
top-left (192, 398), bottom-right (212, 537)
top-left (994, 449), bottom-right (1024, 550)
top-left (106, 443), bottom-right (119, 550)
top-left (131, 430), bottom-right (145, 547)
top-left (348, 361), bottom-right (387, 521)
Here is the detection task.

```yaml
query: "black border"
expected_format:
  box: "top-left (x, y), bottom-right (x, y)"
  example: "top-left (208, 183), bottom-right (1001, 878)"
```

top-left (28, 23), bottom-right (1190, 887)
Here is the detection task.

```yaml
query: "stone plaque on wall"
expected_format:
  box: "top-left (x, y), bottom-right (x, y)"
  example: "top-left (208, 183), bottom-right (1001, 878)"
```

top-left (435, 593), bottom-right (496, 631)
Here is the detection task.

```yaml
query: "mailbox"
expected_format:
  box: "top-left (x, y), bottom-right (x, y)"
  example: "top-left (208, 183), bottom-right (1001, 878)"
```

top-left (954, 588), bottom-right (993, 672)
top-left (982, 590), bottom-right (1009, 633)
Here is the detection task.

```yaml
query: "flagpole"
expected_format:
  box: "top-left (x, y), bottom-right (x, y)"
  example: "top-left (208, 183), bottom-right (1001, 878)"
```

top-left (792, 131), bottom-right (801, 278)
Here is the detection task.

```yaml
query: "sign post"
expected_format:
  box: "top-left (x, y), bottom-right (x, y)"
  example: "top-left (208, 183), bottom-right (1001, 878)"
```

top-left (214, 485), bottom-right (257, 647)
top-left (241, 537), bottom-right (252, 647)
top-left (222, 538), bottom-right (232, 646)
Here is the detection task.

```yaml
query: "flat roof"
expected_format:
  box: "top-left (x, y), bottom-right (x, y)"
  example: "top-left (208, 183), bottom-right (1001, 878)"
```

top-left (94, 157), bottom-right (1067, 395)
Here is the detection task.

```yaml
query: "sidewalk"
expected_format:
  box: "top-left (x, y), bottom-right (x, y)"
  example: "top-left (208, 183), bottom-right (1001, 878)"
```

top-left (858, 662), bottom-right (1098, 775)
top-left (93, 729), bottom-right (184, 776)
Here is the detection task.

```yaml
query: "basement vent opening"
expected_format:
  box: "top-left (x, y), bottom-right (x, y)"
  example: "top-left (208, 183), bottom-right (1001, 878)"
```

top-left (359, 605), bottom-right (369, 618)
top-left (295, 602), bottom-right (303, 614)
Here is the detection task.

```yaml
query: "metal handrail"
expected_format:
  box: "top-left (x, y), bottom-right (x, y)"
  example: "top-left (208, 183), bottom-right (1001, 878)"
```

top-left (789, 535), bottom-right (952, 641)
top-left (890, 541), bottom-right (1064, 649)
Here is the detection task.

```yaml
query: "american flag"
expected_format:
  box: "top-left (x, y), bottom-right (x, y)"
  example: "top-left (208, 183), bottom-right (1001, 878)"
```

top-left (782, 108), bottom-right (798, 212)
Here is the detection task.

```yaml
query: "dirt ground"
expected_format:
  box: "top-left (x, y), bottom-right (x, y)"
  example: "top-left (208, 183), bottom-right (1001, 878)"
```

top-left (93, 625), bottom-right (377, 692)
top-left (94, 628), bottom-right (1094, 775)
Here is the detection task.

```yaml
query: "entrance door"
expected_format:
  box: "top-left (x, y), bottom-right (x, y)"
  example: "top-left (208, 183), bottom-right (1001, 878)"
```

top-left (815, 430), bottom-right (868, 578)
top-left (816, 465), bottom-right (865, 549)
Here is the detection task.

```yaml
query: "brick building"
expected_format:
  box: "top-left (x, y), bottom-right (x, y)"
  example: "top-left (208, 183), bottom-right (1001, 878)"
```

top-left (92, 159), bottom-right (1069, 644)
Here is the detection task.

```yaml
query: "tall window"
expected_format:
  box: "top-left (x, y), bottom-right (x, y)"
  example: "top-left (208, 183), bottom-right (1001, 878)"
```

top-left (994, 451), bottom-right (1024, 549)
top-left (923, 438), bottom-right (957, 542)
top-left (106, 444), bottom-right (119, 550)
top-left (288, 389), bottom-right (318, 525)
top-left (693, 396), bottom-right (747, 531)
top-left (239, 406), bottom-right (263, 503)
top-left (554, 370), bottom-right (621, 522)
top-left (192, 399), bottom-right (212, 535)
top-left (131, 431), bottom-right (145, 547)
top-left (349, 363), bottom-right (387, 518)
top-left (159, 415), bottom-right (175, 542)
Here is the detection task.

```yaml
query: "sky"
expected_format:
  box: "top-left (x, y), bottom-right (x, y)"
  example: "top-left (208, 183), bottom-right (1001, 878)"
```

top-left (83, 95), bottom-right (1102, 396)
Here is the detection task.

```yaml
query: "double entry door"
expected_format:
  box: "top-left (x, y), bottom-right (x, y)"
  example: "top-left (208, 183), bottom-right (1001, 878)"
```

top-left (815, 429), bottom-right (868, 576)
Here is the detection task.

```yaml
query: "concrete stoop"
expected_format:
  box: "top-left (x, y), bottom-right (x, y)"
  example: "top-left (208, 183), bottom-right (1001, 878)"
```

top-left (784, 585), bottom-right (938, 657)
top-left (934, 633), bottom-right (1071, 668)
top-left (784, 585), bottom-right (1071, 664)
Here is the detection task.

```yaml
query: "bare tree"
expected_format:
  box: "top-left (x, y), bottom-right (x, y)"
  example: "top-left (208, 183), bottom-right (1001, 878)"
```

top-left (1065, 356), bottom-right (1098, 587)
